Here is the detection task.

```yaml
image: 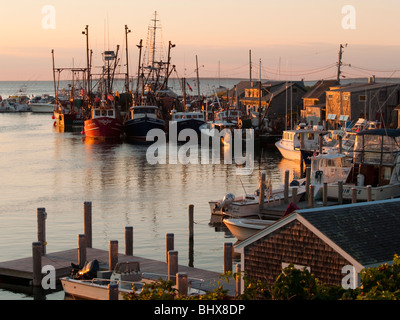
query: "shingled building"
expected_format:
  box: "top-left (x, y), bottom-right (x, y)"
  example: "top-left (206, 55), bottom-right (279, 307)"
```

top-left (234, 199), bottom-right (400, 291)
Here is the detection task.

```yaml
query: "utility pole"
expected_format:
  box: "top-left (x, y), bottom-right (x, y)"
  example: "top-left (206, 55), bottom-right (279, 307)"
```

top-left (249, 50), bottom-right (252, 86)
top-left (337, 44), bottom-right (347, 84)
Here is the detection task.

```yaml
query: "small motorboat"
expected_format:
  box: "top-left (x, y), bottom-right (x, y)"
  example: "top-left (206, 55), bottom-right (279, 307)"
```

top-left (223, 218), bottom-right (276, 241)
top-left (61, 260), bottom-right (204, 300)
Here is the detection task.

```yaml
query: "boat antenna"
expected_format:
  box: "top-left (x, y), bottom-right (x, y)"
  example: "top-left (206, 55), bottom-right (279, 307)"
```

top-left (239, 176), bottom-right (247, 195)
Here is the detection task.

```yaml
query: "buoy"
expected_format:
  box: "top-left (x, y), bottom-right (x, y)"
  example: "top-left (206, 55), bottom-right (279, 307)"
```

top-left (81, 131), bottom-right (85, 135)
top-left (51, 115), bottom-right (55, 119)
top-left (53, 121), bottom-right (56, 126)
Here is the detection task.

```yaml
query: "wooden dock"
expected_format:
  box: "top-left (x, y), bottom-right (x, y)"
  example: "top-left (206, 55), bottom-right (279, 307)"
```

top-left (0, 203), bottom-right (237, 298)
top-left (0, 247), bottom-right (235, 295)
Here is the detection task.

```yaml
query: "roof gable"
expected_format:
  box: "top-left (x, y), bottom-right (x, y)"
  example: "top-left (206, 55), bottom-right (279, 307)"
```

top-left (235, 199), bottom-right (400, 268)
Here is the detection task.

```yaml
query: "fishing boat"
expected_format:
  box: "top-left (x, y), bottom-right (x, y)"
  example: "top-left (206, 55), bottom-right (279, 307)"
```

top-left (275, 125), bottom-right (328, 162)
top-left (53, 99), bottom-right (84, 130)
top-left (124, 105), bottom-right (165, 143)
top-left (61, 260), bottom-right (204, 300)
top-left (170, 109), bottom-right (205, 136)
top-left (223, 218), bottom-right (276, 241)
top-left (327, 129), bottom-right (400, 201)
top-left (83, 99), bottom-right (123, 139)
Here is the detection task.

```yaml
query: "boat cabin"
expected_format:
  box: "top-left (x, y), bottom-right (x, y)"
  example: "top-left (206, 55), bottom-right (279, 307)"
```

top-left (171, 110), bottom-right (205, 122)
top-left (347, 129), bottom-right (400, 187)
top-left (280, 129), bottom-right (326, 151)
top-left (130, 105), bottom-right (161, 119)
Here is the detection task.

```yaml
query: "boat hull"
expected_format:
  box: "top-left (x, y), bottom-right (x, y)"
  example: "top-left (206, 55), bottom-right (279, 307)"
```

top-left (176, 119), bottom-right (205, 136)
top-left (54, 111), bottom-right (84, 129)
top-left (124, 116), bottom-right (165, 143)
top-left (84, 117), bottom-right (123, 139)
top-left (30, 104), bottom-right (56, 113)
top-left (275, 141), bottom-right (301, 161)
top-left (61, 278), bottom-right (129, 300)
top-left (327, 183), bottom-right (400, 201)
top-left (223, 218), bottom-right (275, 241)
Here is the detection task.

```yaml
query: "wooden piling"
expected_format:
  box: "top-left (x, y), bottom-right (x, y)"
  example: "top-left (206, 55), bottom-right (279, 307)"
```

top-left (291, 187), bottom-right (298, 204)
top-left (109, 240), bottom-right (118, 271)
top-left (166, 233), bottom-right (174, 263)
top-left (32, 242), bottom-right (42, 287)
top-left (338, 180), bottom-right (343, 205)
top-left (78, 234), bottom-right (86, 268)
top-left (168, 250), bottom-right (178, 281)
top-left (223, 243), bottom-right (233, 273)
top-left (108, 283), bottom-right (119, 300)
top-left (125, 226), bottom-right (133, 256)
top-left (188, 204), bottom-right (194, 267)
top-left (308, 185), bottom-right (315, 208)
top-left (319, 134), bottom-right (323, 154)
top-left (37, 208), bottom-right (46, 255)
top-left (236, 263), bottom-right (241, 296)
top-left (305, 166), bottom-right (311, 200)
top-left (352, 188), bottom-right (357, 203)
top-left (176, 272), bottom-right (188, 297)
top-left (83, 201), bottom-right (92, 248)
top-left (367, 185), bottom-right (372, 202)
top-left (284, 170), bottom-right (289, 204)
top-left (259, 173), bottom-right (266, 210)
top-left (323, 182), bottom-right (328, 206)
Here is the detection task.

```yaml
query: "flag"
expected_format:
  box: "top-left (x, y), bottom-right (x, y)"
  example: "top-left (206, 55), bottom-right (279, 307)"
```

top-left (187, 82), bottom-right (193, 92)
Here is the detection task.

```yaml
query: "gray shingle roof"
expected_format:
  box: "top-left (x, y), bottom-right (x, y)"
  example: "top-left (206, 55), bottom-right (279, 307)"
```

top-left (298, 199), bottom-right (400, 267)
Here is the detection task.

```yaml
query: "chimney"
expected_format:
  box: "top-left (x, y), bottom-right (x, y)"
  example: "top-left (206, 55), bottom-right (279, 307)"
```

top-left (368, 75), bottom-right (376, 84)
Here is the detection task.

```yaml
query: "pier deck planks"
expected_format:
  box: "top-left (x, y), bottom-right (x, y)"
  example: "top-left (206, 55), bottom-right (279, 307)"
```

top-left (0, 248), bottom-right (235, 294)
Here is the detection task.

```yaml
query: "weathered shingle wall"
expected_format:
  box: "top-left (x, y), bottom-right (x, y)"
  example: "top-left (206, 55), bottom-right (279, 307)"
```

top-left (244, 220), bottom-right (351, 287)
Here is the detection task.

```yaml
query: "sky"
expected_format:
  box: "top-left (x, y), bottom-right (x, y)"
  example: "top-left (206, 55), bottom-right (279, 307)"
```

top-left (1, 0), bottom-right (400, 82)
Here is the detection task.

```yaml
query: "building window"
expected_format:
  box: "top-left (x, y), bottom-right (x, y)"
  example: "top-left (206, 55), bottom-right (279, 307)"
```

top-left (343, 95), bottom-right (349, 100)
top-left (359, 95), bottom-right (367, 102)
top-left (328, 94), bottom-right (333, 99)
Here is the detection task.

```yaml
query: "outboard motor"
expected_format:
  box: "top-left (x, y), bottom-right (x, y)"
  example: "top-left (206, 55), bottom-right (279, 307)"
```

top-left (71, 259), bottom-right (100, 280)
top-left (214, 193), bottom-right (235, 212)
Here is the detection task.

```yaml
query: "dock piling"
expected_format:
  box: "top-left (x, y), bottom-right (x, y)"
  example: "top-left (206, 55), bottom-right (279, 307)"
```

top-left (259, 173), bottom-right (266, 210)
top-left (308, 185), bottom-right (315, 208)
top-left (338, 180), bottom-right (343, 205)
top-left (291, 187), bottom-right (298, 204)
top-left (188, 204), bottom-right (194, 267)
top-left (235, 263), bottom-right (241, 296)
top-left (108, 283), bottom-right (119, 300)
top-left (109, 240), bottom-right (118, 271)
top-left (78, 234), bottom-right (87, 268)
top-left (323, 182), bottom-right (328, 206)
top-left (168, 250), bottom-right (178, 281)
top-left (176, 272), bottom-right (188, 296)
top-left (352, 188), bottom-right (357, 203)
top-left (166, 233), bottom-right (174, 263)
top-left (284, 170), bottom-right (289, 204)
top-left (223, 242), bottom-right (233, 273)
top-left (32, 242), bottom-right (42, 287)
top-left (83, 201), bottom-right (92, 248)
top-left (305, 166), bottom-right (311, 200)
top-left (37, 208), bottom-right (46, 255)
top-left (367, 185), bottom-right (372, 202)
top-left (125, 226), bottom-right (133, 256)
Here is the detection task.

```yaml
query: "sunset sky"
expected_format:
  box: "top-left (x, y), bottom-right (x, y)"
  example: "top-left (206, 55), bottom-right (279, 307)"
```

top-left (1, 0), bottom-right (400, 81)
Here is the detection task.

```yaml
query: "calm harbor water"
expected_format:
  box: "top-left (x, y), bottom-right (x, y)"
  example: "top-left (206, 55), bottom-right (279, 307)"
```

top-left (0, 83), bottom-right (301, 300)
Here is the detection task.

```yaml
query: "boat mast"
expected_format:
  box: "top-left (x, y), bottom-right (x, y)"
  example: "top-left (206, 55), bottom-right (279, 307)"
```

top-left (125, 25), bottom-right (131, 92)
top-left (196, 55), bottom-right (201, 101)
top-left (82, 25), bottom-right (91, 102)
top-left (135, 39), bottom-right (143, 103)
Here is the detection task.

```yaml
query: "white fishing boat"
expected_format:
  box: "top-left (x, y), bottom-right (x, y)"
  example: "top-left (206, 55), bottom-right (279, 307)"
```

top-left (61, 260), bottom-right (204, 300)
top-left (223, 218), bottom-right (276, 241)
top-left (170, 109), bottom-right (205, 135)
top-left (275, 125), bottom-right (328, 162)
top-left (327, 129), bottom-right (400, 201)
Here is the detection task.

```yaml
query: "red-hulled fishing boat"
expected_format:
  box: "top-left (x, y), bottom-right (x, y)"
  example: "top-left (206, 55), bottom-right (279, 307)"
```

top-left (83, 98), bottom-right (123, 139)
